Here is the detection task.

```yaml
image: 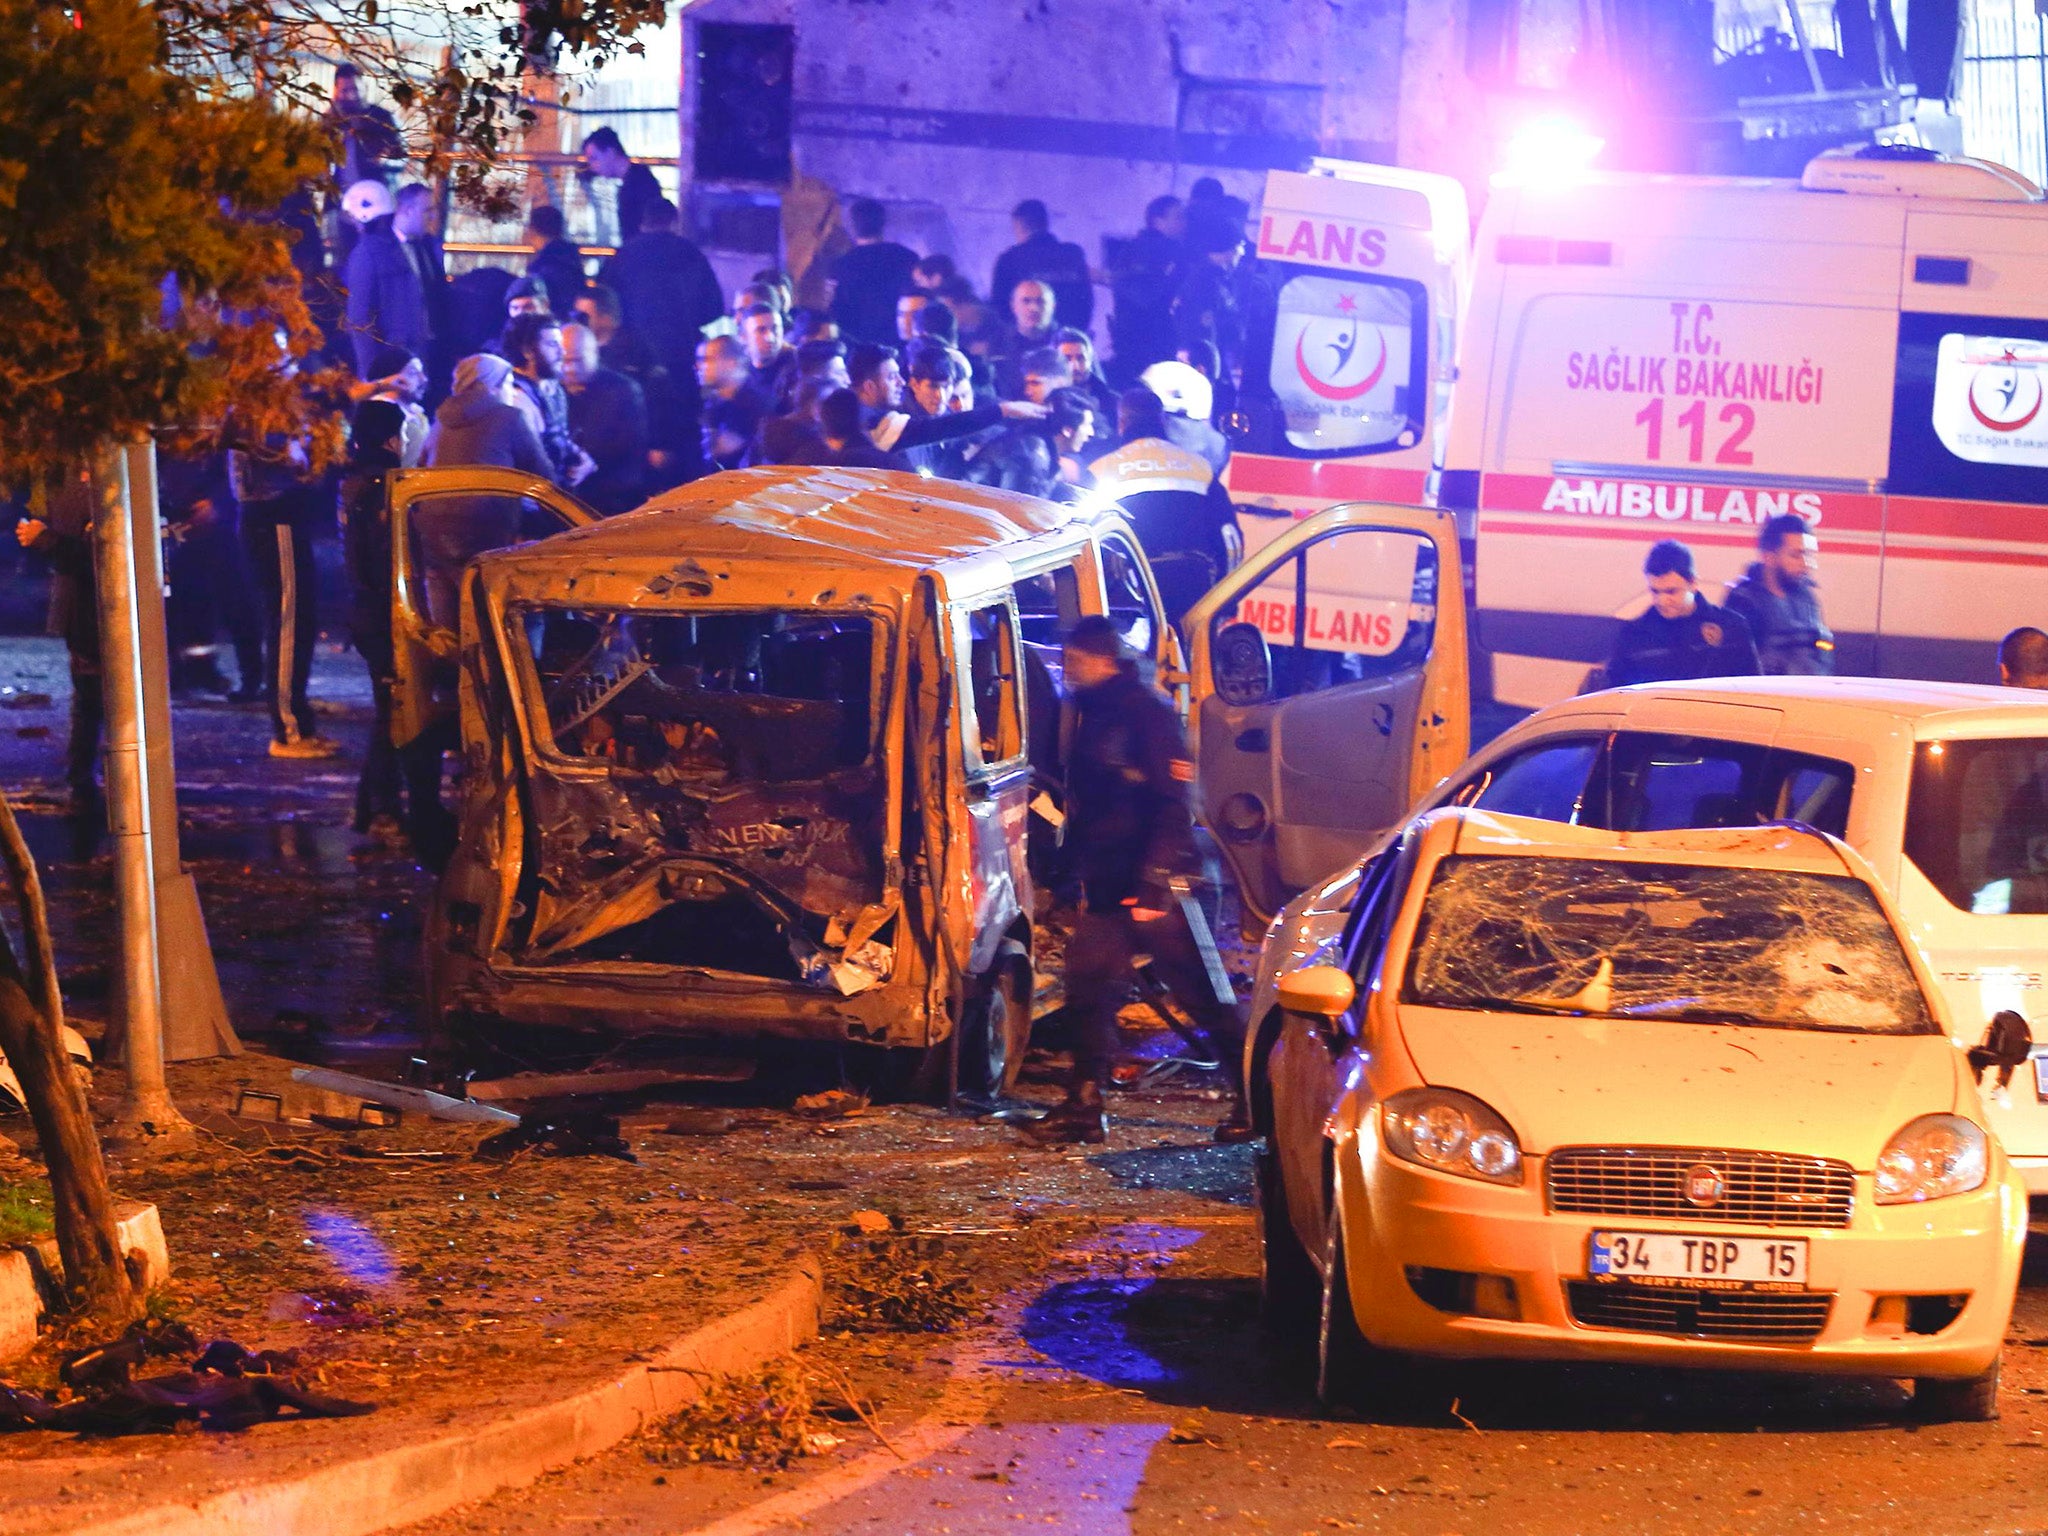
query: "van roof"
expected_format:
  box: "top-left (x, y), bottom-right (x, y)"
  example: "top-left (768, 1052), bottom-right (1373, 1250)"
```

top-left (476, 466), bottom-right (1085, 580)
top-left (1573, 676), bottom-right (2048, 738)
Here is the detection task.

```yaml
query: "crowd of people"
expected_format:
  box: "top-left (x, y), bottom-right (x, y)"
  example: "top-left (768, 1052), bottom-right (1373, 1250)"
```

top-left (11, 63), bottom-right (1267, 850)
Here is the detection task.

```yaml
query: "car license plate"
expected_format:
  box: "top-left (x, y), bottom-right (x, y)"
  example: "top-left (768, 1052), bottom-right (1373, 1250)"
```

top-left (1589, 1231), bottom-right (1807, 1289)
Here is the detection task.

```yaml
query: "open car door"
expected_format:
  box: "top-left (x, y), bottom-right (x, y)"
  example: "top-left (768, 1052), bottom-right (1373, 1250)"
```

top-left (387, 467), bottom-right (596, 752)
top-left (1181, 503), bottom-right (1467, 927)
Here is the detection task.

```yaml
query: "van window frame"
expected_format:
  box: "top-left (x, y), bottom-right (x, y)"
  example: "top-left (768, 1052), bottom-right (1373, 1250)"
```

top-left (504, 600), bottom-right (891, 778)
top-left (1230, 261), bottom-right (1430, 463)
top-left (956, 594), bottom-right (1028, 780)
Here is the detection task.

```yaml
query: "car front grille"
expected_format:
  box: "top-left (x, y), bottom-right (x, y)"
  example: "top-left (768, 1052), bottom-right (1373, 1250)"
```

top-left (1566, 1281), bottom-right (1833, 1342)
top-left (1547, 1146), bottom-right (1855, 1229)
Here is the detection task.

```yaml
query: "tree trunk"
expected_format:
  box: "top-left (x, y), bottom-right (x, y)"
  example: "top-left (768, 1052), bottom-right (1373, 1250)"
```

top-left (0, 792), bottom-right (135, 1324)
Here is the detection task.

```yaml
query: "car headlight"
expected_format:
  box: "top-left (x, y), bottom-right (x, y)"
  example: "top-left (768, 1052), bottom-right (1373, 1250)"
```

top-left (1381, 1088), bottom-right (1523, 1186)
top-left (1875, 1114), bottom-right (1988, 1205)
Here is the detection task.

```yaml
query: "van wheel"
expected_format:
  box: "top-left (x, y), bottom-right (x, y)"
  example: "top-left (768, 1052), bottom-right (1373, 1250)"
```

top-left (1318, 1209), bottom-right (1400, 1412)
top-left (1256, 1145), bottom-right (1319, 1334)
top-left (958, 950), bottom-right (1031, 1102)
top-left (1914, 1360), bottom-right (2001, 1422)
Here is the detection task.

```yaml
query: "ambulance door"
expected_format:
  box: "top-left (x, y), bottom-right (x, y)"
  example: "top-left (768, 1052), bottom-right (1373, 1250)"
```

top-left (1183, 504), bottom-right (1468, 927)
top-left (388, 467), bottom-right (595, 751)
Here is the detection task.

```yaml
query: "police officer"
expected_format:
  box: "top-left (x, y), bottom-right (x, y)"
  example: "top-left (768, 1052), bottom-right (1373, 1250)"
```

top-left (1022, 617), bottom-right (1251, 1146)
top-left (1607, 539), bottom-right (1760, 687)
top-left (1721, 513), bottom-right (1835, 675)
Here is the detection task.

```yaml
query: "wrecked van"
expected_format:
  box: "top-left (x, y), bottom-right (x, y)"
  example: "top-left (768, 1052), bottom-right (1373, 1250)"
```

top-left (387, 465), bottom-right (1188, 1100)
top-left (386, 464), bottom-right (1471, 1096)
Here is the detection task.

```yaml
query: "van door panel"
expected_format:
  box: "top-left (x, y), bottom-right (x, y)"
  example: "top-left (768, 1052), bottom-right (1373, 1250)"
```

top-left (1184, 505), bottom-right (1468, 926)
top-left (388, 468), bottom-right (594, 749)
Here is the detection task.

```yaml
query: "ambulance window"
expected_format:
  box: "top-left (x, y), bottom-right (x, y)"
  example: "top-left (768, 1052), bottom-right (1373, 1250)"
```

top-left (1231, 268), bottom-right (1427, 461)
top-left (961, 601), bottom-right (1024, 772)
top-left (1215, 528), bottom-right (1437, 700)
top-left (1890, 312), bottom-right (2048, 507)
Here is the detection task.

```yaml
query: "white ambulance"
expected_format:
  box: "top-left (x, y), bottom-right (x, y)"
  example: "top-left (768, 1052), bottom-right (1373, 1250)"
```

top-left (1442, 145), bottom-right (2048, 708)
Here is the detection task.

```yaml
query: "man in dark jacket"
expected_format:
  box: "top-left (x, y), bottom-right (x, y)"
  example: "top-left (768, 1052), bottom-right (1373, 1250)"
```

top-left (581, 127), bottom-right (663, 250)
top-left (991, 199), bottom-right (1093, 335)
top-left (1722, 513), bottom-right (1836, 675)
top-left (344, 188), bottom-right (432, 380)
top-left (501, 313), bottom-right (595, 489)
top-left (339, 399), bottom-right (411, 840)
top-left (16, 467), bottom-right (102, 816)
top-left (562, 322), bottom-right (649, 513)
top-left (815, 389), bottom-right (912, 472)
top-left (697, 335), bottom-right (763, 472)
top-left (229, 364), bottom-right (333, 759)
top-left (1106, 194), bottom-right (1185, 382)
top-left (1021, 617), bottom-right (1248, 1145)
top-left (829, 197), bottom-right (919, 347)
top-left (597, 197), bottom-right (723, 387)
top-left (524, 205), bottom-right (586, 315)
top-left (1607, 539), bottom-right (1760, 687)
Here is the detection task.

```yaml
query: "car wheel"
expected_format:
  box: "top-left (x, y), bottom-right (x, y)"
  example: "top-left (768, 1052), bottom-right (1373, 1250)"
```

top-left (1255, 1146), bottom-right (1319, 1334)
top-left (1317, 1207), bottom-right (1399, 1411)
top-left (1914, 1359), bottom-right (2001, 1423)
top-left (957, 949), bottom-right (1031, 1102)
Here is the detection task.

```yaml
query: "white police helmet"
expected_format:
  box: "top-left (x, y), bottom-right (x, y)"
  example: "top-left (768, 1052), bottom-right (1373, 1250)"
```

top-left (1139, 360), bottom-right (1213, 422)
top-left (342, 179), bottom-right (395, 227)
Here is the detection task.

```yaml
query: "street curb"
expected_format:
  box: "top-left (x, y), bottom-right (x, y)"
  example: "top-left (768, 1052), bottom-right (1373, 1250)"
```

top-left (70, 1253), bottom-right (825, 1536)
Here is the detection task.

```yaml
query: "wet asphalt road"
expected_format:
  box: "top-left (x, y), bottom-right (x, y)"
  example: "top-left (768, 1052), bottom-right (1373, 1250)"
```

top-left (8, 629), bottom-right (2048, 1533)
top-left (411, 1215), bottom-right (2048, 1536)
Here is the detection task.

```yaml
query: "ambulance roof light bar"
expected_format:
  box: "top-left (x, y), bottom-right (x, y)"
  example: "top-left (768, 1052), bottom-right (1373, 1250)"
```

top-left (1494, 115), bottom-right (1605, 190)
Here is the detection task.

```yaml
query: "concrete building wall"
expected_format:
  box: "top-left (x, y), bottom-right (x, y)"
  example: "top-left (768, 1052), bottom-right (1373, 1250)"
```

top-left (686, 0), bottom-right (1414, 330)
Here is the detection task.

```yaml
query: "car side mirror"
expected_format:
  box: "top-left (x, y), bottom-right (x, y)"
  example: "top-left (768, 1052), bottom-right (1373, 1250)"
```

top-left (1276, 964), bottom-right (1356, 1023)
top-left (1968, 1009), bottom-right (2033, 1088)
top-left (1212, 621), bottom-right (1273, 707)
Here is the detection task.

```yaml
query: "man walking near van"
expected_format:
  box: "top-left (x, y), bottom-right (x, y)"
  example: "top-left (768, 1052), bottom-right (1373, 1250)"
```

top-left (1020, 617), bottom-right (1250, 1147)
top-left (1999, 627), bottom-right (2048, 689)
top-left (1722, 513), bottom-right (1835, 676)
top-left (1608, 539), bottom-right (1759, 686)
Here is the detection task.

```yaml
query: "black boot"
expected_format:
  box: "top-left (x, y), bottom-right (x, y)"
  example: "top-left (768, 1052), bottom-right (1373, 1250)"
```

top-left (1212, 1098), bottom-right (1256, 1144)
top-left (1019, 1081), bottom-right (1108, 1146)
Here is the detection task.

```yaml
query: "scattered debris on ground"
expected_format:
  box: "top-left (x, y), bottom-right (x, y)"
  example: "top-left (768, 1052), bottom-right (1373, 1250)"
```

top-left (829, 1236), bottom-right (976, 1334)
top-left (648, 1365), bottom-right (832, 1468)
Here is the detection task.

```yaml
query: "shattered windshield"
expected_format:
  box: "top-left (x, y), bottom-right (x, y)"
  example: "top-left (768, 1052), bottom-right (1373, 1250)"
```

top-left (1402, 856), bottom-right (1936, 1035)
top-left (519, 607), bottom-right (877, 783)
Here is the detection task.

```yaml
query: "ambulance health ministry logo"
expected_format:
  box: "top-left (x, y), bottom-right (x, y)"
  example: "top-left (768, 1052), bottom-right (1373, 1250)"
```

top-left (1933, 333), bottom-right (2048, 466)
top-left (1293, 294), bottom-right (1388, 402)
top-left (1270, 274), bottom-right (1412, 446)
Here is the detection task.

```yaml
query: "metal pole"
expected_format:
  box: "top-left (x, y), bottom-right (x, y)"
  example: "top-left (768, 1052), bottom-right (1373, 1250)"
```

top-left (90, 441), bottom-right (190, 1143)
top-left (1784, 2), bottom-right (1829, 98)
top-left (123, 439), bottom-right (238, 1061)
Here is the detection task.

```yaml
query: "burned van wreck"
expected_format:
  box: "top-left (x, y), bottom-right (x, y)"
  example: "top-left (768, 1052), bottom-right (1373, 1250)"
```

top-left (405, 465), bottom-right (1183, 1099)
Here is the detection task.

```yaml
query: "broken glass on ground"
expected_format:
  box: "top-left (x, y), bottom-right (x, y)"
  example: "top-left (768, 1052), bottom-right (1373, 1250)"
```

top-left (1403, 856), bottom-right (1936, 1034)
